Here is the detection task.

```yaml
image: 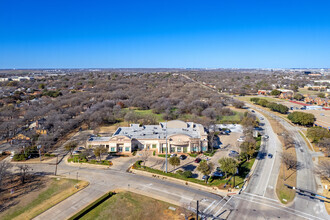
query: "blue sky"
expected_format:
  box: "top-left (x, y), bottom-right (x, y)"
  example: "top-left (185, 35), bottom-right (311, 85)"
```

top-left (0, 0), bottom-right (329, 68)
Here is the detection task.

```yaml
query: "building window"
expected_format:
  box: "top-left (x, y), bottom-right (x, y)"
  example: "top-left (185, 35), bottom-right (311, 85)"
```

top-left (125, 147), bottom-right (130, 152)
top-left (202, 147), bottom-right (207, 152)
top-left (110, 147), bottom-right (116, 152)
top-left (118, 147), bottom-right (123, 152)
top-left (177, 147), bottom-right (181, 153)
top-left (170, 147), bottom-right (175, 153)
top-left (152, 144), bottom-right (157, 148)
top-left (146, 144), bottom-right (150, 150)
top-left (162, 147), bottom-right (166, 153)
top-left (183, 147), bottom-right (187, 153)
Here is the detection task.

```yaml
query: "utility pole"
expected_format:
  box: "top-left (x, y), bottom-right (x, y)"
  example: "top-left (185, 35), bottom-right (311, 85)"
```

top-left (196, 200), bottom-right (199, 220)
top-left (54, 154), bottom-right (58, 176)
top-left (165, 121), bottom-right (168, 173)
top-left (37, 145), bottom-right (41, 161)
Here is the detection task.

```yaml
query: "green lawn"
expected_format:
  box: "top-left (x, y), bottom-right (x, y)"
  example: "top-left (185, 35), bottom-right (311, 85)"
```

top-left (236, 96), bottom-right (282, 103)
top-left (218, 111), bottom-right (244, 123)
top-left (123, 108), bottom-right (164, 122)
top-left (298, 88), bottom-right (323, 95)
top-left (133, 158), bottom-right (256, 189)
top-left (80, 191), bottom-right (186, 220)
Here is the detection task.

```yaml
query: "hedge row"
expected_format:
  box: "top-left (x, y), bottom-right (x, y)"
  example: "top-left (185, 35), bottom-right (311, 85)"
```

top-left (250, 98), bottom-right (289, 114)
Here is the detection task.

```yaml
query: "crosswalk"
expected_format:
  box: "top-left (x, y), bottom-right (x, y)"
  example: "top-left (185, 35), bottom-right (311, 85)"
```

top-left (188, 196), bottom-right (235, 220)
top-left (188, 192), bottom-right (326, 220)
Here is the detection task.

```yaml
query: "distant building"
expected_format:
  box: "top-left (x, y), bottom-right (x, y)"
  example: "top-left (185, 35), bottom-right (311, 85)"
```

top-left (257, 90), bottom-right (271, 95)
top-left (86, 120), bottom-right (208, 155)
top-left (0, 78), bottom-right (10, 82)
top-left (278, 89), bottom-right (294, 99)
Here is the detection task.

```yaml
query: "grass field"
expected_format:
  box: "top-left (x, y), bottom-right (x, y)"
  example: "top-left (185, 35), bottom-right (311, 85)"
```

top-left (236, 96), bottom-right (283, 103)
top-left (132, 109), bottom-right (164, 122)
top-left (80, 191), bottom-right (189, 220)
top-left (1, 178), bottom-right (89, 220)
top-left (298, 88), bottom-right (324, 95)
top-left (218, 111), bottom-right (244, 123)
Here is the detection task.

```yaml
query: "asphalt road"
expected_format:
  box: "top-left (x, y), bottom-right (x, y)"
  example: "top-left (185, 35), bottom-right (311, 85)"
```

top-left (243, 104), bottom-right (329, 220)
top-left (28, 160), bottom-right (232, 220)
top-left (179, 75), bottom-right (329, 219)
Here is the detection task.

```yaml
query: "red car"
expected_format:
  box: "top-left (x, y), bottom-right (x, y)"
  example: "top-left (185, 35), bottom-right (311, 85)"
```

top-left (194, 158), bottom-right (201, 163)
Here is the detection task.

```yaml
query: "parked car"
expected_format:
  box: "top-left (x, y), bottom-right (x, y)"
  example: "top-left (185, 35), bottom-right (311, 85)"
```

top-left (194, 158), bottom-right (201, 163)
top-left (72, 150), bottom-right (81, 155)
top-left (212, 171), bottom-right (223, 178)
top-left (268, 153), bottom-right (273, 158)
top-left (229, 152), bottom-right (239, 158)
top-left (179, 155), bottom-right (186, 160)
top-left (78, 147), bottom-right (85, 151)
top-left (202, 175), bottom-right (210, 181)
top-left (260, 117), bottom-right (264, 120)
top-left (251, 110), bottom-right (255, 113)
top-left (237, 137), bottom-right (244, 142)
top-left (170, 154), bottom-right (177, 158)
top-left (264, 135), bottom-right (269, 139)
top-left (230, 150), bottom-right (238, 154)
top-left (224, 130), bottom-right (231, 134)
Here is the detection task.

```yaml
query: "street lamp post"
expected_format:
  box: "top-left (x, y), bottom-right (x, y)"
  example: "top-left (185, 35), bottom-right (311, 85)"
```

top-left (165, 121), bottom-right (168, 173)
top-left (196, 198), bottom-right (207, 220)
top-left (196, 200), bottom-right (199, 220)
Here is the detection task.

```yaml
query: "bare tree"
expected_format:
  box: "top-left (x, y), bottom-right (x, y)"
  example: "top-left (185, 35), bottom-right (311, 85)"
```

top-left (315, 160), bottom-right (330, 182)
top-left (281, 152), bottom-right (301, 180)
top-left (282, 152), bottom-right (298, 170)
top-left (282, 134), bottom-right (295, 150)
top-left (0, 161), bottom-right (12, 191)
top-left (141, 149), bottom-right (151, 166)
top-left (318, 138), bottom-right (330, 156)
top-left (16, 164), bottom-right (31, 184)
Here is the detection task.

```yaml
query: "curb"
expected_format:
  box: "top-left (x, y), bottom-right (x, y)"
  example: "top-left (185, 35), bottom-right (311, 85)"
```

top-left (129, 168), bottom-right (238, 197)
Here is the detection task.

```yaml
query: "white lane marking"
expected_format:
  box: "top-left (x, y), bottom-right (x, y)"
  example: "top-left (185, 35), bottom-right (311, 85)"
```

top-left (213, 196), bottom-right (233, 218)
top-left (205, 199), bottom-right (224, 214)
top-left (232, 196), bottom-right (324, 220)
top-left (202, 200), bottom-right (216, 213)
top-left (242, 192), bottom-right (278, 202)
top-left (142, 184), bottom-right (192, 201)
top-left (263, 145), bottom-right (277, 197)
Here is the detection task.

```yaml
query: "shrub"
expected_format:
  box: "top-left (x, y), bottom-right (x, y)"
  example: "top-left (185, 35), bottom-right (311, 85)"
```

top-left (307, 127), bottom-right (330, 143)
top-left (153, 151), bottom-right (155, 156)
top-left (288, 112), bottom-right (315, 126)
top-left (176, 170), bottom-right (183, 175)
top-left (188, 153), bottom-right (199, 158)
top-left (271, 89), bottom-right (281, 96)
top-left (182, 171), bottom-right (193, 178)
top-left (13, 154), bottom-right (26, 161)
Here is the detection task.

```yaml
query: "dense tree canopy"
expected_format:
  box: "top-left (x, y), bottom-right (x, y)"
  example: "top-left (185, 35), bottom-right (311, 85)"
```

top-left (288, 112), bottom-right (315, 126)
top-left (307, 127), bottom-right (330, 143)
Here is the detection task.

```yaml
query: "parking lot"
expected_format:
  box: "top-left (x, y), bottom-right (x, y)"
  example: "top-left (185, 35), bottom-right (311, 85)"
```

top-left (67, 124), bottom-right (246, 180)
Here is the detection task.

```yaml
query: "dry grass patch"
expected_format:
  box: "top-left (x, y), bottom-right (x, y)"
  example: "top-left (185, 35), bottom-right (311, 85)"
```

top-left (318, 157), bottom-right (330, 214)
top-left (0, 177), bottom-right (88, 220)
